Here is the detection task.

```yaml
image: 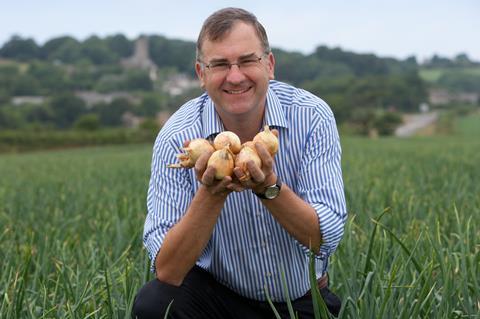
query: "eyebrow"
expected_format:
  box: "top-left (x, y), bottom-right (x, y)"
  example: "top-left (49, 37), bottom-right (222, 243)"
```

top-left (208, 52), bottom-right (257, 63)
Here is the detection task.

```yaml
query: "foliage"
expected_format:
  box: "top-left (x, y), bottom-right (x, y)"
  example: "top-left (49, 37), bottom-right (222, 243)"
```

top-left (49, 94), bottom-right (87, 128)
top-left (373, 110), bottom-right (403, 136)
top-left (423, 53), bottom-right (480, 69)
top-left (125, 70), bottom-right (153, 91)
top-left (105, 34), bottom-right (134, 58)
top-left (437, 71), bottom-right (480, 93)
top-left (0, 128), bottom-right (157, 152)
top-left (304, 72), bottom-right (427, 123)
top-left (0, 35), bottom-right (40, 61)
top-left (40, 36), bottom-right (82, 62)
top-left (0, 34), bottom-right (477, 131)
top-left (139, 94), bottom-right (168, 117)
top-left (148, 35), bottom-right (196, 75)
top-left (95, 98), bottom-right (134, 127)
top-left (74, 113), bottom-right (101, 131)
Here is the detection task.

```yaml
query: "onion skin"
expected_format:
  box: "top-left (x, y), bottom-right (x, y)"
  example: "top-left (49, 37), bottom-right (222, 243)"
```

top-left (235, 142), bottom-right (261, 181)
top-left (167, 138), bottom-right (214, 168)
top-left (253, 125), bottom-right (279, 156)
top-left (207, 146), bottom-right (234, 180)
top-left (214, 131), bottom-right (242, 154)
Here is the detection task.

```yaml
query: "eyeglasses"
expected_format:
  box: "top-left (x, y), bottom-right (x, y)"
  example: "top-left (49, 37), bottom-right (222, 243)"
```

top-left (199, 53), bottom-right (268, 74)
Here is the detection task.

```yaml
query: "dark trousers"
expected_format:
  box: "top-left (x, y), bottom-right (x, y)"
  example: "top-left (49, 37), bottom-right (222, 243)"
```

top-left (132, 266), bottom-right (341, 318)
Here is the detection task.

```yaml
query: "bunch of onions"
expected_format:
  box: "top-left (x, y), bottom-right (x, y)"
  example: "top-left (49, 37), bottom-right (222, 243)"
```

top-left (235, 142), bottom-right (262, 181)
top-left (167, 138), bottom-right (214, 168)
top-left (167, 127), bottom-right (279, 181)
top-left (207, 145), bottom-right (235, 180)
top-left (253, 125), bottom-right (279, 156)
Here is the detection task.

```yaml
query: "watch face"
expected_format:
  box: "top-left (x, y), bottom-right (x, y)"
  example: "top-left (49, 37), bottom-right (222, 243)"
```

top-left (264, 186), bottom-right (280, 199)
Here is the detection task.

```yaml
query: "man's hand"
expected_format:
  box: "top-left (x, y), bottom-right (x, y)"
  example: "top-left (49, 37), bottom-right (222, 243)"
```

top-left (192, 144), bottom-right (238, 197)
top-left (232, 128), bottom-right (279, 193)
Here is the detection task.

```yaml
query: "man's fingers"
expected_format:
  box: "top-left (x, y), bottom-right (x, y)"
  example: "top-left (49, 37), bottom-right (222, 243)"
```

top-left (254, 142), bottom-right (273, 171)
top-left (233, 167), bottom-right (247, 181)
top-left (227, 182), bottom-right (245, 192)
top-left (195, 151), bottom-right (213, 181)
top-left (201, 166), bottom-right (217, 185)
top-left (246, 160), bottom-right (265, 184)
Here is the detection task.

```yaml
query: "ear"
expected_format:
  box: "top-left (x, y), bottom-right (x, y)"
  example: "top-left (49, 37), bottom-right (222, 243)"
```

top-left (195, 62), bottom-right (206, 88)
top-left (267, 52), bottom-right (275, 80)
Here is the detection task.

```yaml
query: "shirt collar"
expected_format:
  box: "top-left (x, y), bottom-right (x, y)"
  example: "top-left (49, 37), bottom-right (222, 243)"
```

top-left (201, 83), bottom-right (288, 139)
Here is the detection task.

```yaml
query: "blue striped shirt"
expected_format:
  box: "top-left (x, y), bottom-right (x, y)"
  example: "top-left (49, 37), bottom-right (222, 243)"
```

top-left (144, 80), bottom-right (347, 302)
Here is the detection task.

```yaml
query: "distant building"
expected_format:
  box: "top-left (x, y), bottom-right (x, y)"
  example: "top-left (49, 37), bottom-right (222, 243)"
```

top-left (419, 103), bottom-right (429, 113)
top-left (121, 36), bottom-right (158, 81)
top-left (75, 91), bottom-right (140, 108)
top-left (122, 111), bottom-right (143, 128)
top-left (11, 96), bottom-right (46, 106)
top-left (429, 88), bottom-right (479, 105)
top-left (163, 74), bottom-right (200, 96)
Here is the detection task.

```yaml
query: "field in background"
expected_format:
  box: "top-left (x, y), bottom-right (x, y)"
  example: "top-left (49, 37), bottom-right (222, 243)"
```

top-left (1, 116), bottom-right (479, 318)
top-left (419, 66), bottom-right (480, 82)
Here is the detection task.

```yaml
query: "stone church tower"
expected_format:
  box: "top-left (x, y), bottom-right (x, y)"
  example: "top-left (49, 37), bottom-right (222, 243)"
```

top-left (121, 36), bottom-right (158, 80)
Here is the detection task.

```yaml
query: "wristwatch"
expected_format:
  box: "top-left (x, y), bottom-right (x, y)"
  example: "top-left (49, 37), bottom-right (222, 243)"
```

top-left (254, 175), bottom-right (282, 200)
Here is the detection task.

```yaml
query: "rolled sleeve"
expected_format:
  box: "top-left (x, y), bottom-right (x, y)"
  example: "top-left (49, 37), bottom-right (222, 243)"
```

top-left (143, 137), bottom-right (194, 272)
top-left (297, 116), bottom-right (347, 258)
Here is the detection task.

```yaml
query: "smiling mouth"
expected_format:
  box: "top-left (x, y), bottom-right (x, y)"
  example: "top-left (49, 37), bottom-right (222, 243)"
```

top-left (224, 87), bottom-right (251, 95)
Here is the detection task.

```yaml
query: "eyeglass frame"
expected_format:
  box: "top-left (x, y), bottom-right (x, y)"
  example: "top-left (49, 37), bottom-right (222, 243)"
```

top-left (197, 52), bottom-right (270, 73)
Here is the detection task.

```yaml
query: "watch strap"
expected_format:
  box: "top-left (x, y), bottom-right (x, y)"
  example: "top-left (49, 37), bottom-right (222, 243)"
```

top-left (254, 175), bottom-right (282, 199)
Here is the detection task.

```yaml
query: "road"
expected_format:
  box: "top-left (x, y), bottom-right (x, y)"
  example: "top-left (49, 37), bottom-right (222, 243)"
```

top-left (395, 112), bottom-right (438, 137)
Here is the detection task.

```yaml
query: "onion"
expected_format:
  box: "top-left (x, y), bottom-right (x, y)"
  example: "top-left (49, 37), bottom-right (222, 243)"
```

top-left (214, 131), bottom-right (241, 154)
top-left (207, 146), bottom-right (234, 180)
top-left (235, 142), bottom-right (262, 181)
top-left (167, 138), bottom-right (214, 168)
top-left (253, 125), bottom-right (279, 156)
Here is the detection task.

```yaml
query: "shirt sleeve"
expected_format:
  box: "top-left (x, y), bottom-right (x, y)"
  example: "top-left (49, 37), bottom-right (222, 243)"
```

top-left (297, 115), bottom-right (347, 259)
top-left (143, 136), bottom-right (194, 272)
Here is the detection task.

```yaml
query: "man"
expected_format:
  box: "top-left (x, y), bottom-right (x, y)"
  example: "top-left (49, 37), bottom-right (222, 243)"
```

top-left (132, 7), bottom-right (346, 318)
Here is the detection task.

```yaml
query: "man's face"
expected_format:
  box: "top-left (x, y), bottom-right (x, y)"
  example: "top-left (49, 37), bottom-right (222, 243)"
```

top-left (195, 22), bottom-right (275, 119)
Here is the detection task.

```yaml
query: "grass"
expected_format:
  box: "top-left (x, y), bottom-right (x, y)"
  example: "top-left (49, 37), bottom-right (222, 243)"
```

top-left (1, 123), bottom-right (479, 317)
top-left (0, 145), bottom-right (153, 318)
top-left (454, 111), bottom-right (480, 136)
top-left (419, 66), bottom-right (480, 82)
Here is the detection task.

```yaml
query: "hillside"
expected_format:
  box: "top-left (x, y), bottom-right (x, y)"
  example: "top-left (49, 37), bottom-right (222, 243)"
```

top-left (0, 34), bottom-right (478, 139)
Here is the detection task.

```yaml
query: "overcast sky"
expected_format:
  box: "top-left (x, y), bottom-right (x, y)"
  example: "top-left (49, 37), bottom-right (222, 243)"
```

top-left (1, 0), bottom-right (479, 62)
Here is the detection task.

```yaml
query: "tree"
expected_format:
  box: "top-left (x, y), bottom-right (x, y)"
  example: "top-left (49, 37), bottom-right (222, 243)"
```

top-left (11, 74), bottom-right (42, 96)
top-left (49, 94), bottom-right (87, 128)
top-left (0, 106), bottom-right (25, 129)
top-left (96, 98), bottom-right (134, 126)
top-left (25, 104), bottom-right (54, 125)
top-left (74, 113), bottom-right (100, 130)
top-left (81, 36), bottom-right (116, 64)
top-left (148, 35), bottom-right (196, 74)
top-left (125, 70), bottom-right (153, 91)
top-left (105, 34), bottom-right (133, 58)
top-left (40, 36), bottom-right (78, 61)
top-left (139, 94), bottom-right (167, 117)
top-left (27, 62), bottom-right (70, 94)
top-left (0, 36), bottom-right (40, 60)
top-left (373, 111), bottom-right (403, 135)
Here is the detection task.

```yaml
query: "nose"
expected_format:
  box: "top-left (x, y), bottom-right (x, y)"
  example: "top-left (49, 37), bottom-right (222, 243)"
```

top-left (225, 64), bottom-right (246, 83)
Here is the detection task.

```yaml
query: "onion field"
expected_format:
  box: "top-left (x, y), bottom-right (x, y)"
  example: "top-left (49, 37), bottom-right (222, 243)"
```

top-left (1, 119), bottom-right (479, 318)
